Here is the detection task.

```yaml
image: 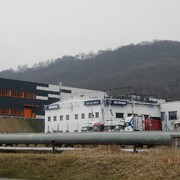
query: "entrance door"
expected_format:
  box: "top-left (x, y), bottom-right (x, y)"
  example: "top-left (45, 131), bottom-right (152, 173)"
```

top-left (24, 107), bottom-right (32, 118)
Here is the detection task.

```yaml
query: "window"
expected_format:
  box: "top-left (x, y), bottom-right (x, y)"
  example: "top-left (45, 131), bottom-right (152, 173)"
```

top-left (66, 115), bottom-right (70, 120)
top-left (169, 111), bottom-right (177, 120)
top-left (116, 113), bottom-right (124, 118)
top-left (95, 112), bottom-right (99, 118)
top-left (81, 113), bottom-right (85, 119)
top-left (88, 113), bottom-right (92, 118)
top-left (75, 114), bottom-right (78, 120)
top-left (144, 114), bottom-right (149, 120)
top-left (127, 113), bottom-right (133, 117)
top-left (60, 115), bottom-right (63, 121)
top-left (127, 113), bottom-right (138, 117)
top-left (53, 116), bottom-right (57, 121)
top-left (48, 116), bottom-right (51, 122)
top-left (161, 112), bottom-right (165, 121)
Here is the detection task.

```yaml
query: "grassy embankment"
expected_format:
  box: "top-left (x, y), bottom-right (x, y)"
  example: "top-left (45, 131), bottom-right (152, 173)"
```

top-left (0, 117), bottom-right (44, 133)
top-left (0, 146), bottom-right (179, 180)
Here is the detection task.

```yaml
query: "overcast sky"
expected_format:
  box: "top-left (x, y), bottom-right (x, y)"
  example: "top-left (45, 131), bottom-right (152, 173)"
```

top-left (0, 0), bottom-right (180, 71)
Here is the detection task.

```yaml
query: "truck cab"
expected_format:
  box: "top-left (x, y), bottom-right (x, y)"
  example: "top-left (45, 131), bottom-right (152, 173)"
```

top-left (174, 120), bottom-right (180, 131)
top-left (145, 116), bottom-right (162, 131)
top-left (124, 116), bottom-right (143, 131)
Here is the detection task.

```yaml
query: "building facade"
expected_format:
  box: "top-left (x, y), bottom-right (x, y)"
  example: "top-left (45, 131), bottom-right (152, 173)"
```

top-left (0, 78), bottom-right (60, 119)
top-left (0, 78), bottom-right (104, 119)
top-left (3, 77), bottom-right (179, 131)
top-left (45, 96), bottom-right (161, 133)
top-left (160, 101), bottom-right (180, 131)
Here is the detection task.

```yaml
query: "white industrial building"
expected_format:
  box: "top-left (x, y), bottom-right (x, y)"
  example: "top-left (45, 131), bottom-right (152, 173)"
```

top-left (44, 85), bottom-right (180, 132)
top-left (45, 96), bottom-right (162, 133)
top-left (160, 101), bottom-right (180, 131)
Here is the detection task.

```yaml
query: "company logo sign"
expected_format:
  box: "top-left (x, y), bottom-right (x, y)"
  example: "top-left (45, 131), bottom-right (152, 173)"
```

top-left (44, 104), bottom-right (59, 110)
top-left (106, 99), bottom-right (127, 106)
top-left (84, 100), bottom-right (101, 106)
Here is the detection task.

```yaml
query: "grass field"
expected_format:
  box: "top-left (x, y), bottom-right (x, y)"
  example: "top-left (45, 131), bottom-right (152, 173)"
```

top-left (0, 146), bottom-right (179, 180)
top-left (0, 117), bottom-right (44, 133)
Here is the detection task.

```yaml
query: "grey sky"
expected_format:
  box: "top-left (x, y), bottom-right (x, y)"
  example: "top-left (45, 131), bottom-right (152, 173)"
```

top-left (0, 0), bottom-right (180, 71)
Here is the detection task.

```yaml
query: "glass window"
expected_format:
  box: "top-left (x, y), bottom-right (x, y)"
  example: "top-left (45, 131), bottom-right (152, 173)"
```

top-left (53, 116), bottom-right (57, 121)
top-left (60, 115), bottom-right (63, 121)
top-left (81, 113), bottom-right (85, 119)
top-left (161, 112), bottom-right (165, 121)
top-left (116, 113), bottom-right (124, 118)
top-left (66, 115), bottom-right (70, 120)
top-left (95, 112), bottom-right (99, 118)
top-left (169, 111), bottom-right (177, 120)
top-left (144, 114), bottom-right (149, 120)
top-left (75, 114), bottom-right (78, 120)
top-left (127, 113), bottom-right (133, 117)
top-left (48, 116), bottom-right (51, 122)
top-left (88, 113), bottom-right (92, 118)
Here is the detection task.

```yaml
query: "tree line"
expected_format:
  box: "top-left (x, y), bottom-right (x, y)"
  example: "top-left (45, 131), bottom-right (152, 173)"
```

top-left (1, 40), bottom-right (180, 100)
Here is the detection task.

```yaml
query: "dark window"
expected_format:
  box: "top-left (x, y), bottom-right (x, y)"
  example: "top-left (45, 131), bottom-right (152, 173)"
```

top-left (169, 111), bottom-right (177, 120)
top-left (66, 115), bottom-right (70, 120)
top-left (88, 113), bottom-right (92, 118)
top-left (81, 113), bottom-right (85, 119)
top-left (127, 113), bottom-right (138, 117)
top-left (144, 114), bottom-right (149, 120)
top-left (116, 113), bottom-right (124, 118)
top-left (60, 115), bottom-right (63, 121)
top-left (48, 116), bottom-right (51, 122)
top-left (161, 112), bottom-right (165, 121)
top-left (53, 116), bottom-right (57, 121)
top-left (75, 114), bottom-right (78, 120)
top-left (95, 112), bottom-right (99, 118)
top-left (127, 113), bottom-right (133, 117)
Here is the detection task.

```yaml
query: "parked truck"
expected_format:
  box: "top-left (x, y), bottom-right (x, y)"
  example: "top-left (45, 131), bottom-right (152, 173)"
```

top-left (174, 120), bottom-right (180, 131)
top-left (123, 115), bottom-right (162, 131)
top-left (144, 116), bottom-right (162, 131)
top-left (81, 115), bottom-right (162, 132)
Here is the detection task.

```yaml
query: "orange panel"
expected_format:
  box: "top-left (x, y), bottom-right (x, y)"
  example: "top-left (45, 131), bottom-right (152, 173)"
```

top-left (24, 108), bottom-right (32, 118)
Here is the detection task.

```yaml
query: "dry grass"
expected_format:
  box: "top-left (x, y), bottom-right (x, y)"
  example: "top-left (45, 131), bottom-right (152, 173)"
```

top-left (0, 117), bottom-right (44, 133)
top-left (0, 146), bottom-right (179, 180)
top-left (0, 118), bottom-right (31, 133)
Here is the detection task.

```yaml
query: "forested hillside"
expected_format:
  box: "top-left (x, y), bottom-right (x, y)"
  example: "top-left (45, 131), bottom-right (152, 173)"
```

top-left (1, 40), bottom-right (180, 100)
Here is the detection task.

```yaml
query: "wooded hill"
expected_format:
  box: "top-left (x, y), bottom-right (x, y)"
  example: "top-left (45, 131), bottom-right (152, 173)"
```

top-left (1, 40), bottom-right (180, 100)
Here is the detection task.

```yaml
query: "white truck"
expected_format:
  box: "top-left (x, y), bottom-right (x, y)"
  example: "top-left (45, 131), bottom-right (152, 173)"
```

top-left (174, 120), bottom-right (180, 131)
top-left (123, 115), bottom-right (144, 131)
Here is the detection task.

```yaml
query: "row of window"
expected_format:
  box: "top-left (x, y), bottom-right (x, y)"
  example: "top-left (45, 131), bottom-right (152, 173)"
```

top-left (47, 112), bottom-right (127, 122)
top-left (161, 111), bottom-right (177, 120)
top-left (47, 112), bottom-right (100, 122)
top-left (0, 89), bottom-right (36, 99)
top-left (0, 108), bottom-right (23, 116)
top-left (48, 111), bottom-right (178, 122)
